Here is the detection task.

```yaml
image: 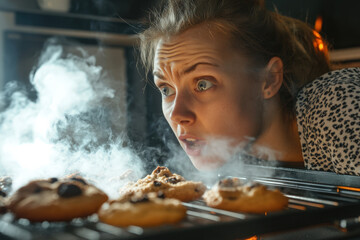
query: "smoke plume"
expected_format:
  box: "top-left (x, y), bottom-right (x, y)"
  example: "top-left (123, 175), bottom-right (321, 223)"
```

top-left (0, 43), bottom-right (144, 198)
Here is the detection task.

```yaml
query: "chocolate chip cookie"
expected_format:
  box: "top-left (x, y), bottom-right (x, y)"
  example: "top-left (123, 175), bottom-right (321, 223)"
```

top-left (119, 166), bottom-right (206, 202)
top-left (203, 177), bottom-right (288, 213)
top-left (98, 192), bottom-right (187, 227)
top-left (8, 176), bottom-right (108, 221)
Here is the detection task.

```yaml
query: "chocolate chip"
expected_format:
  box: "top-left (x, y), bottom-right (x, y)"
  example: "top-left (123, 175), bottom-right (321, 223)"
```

top-left (165, 177), bottom-right (179, 184)
top-left (49, 177), bottom-right (58, 183)
top-left (70, 177), bottom-right (87, 185)
top-left (218, 178), bottom-right (234, 188)
top-left (154, 166), bottom-right (167, 173)
top-left (0, 190), bottom-right (6, 197)
top-left (33, 186), bottom-right (43, 193)
top-left (130, 195), bottom-right (149, 204)
top-left (153, 181), bottom-right (162, 187)
top-left (218, 178), bottom-right (242, 188)
top-left (157, 191), bottom-right (165, 199)
top-left (57, 183), bottom-right (82, 198)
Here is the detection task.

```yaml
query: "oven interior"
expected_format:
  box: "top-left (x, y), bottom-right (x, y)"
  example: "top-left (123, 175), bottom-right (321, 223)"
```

top-left (1, 165), bottom-right (360, 240)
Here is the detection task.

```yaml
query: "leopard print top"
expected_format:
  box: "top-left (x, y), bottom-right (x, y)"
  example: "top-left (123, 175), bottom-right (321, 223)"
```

top-left (296, 68), bottom-right (360, 176)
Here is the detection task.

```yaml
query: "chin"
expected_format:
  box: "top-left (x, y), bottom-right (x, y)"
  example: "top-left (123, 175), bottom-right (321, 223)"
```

top-left (189, 155), bottom-right (227, 171)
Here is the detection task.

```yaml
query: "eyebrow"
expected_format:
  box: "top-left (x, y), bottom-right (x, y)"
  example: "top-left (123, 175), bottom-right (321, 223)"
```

top-left (153, 62), bottom-right (219, 81)
top-left (184, 62), bottom-right (219, 74)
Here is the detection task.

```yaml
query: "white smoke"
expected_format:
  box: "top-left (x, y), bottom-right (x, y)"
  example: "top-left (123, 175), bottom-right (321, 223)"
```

top-left (165, 136), bottom-right (280, 187)
top-left (0, 44), bottom-right (144, 198)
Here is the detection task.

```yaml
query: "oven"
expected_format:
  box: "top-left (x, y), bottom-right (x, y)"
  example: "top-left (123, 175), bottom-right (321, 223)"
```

top-left (1, 1), bottom-right (360, 239)
top-left (1, 165), bottom-right (360, 240)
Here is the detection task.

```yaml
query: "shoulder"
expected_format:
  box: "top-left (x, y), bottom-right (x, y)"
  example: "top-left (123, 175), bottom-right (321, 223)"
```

top-left (296, 67), bottom-right (360, 110)
top-left (295, 68), bottom-right (360, 175)
top-left (296, 67), bottom-right (360, 123)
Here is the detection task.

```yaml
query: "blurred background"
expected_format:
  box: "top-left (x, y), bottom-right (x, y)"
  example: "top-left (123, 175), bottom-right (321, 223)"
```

top-left (0, 0), bottom-right (359, 171)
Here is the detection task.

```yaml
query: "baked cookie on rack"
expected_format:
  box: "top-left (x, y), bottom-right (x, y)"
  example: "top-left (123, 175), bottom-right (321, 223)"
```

top-left (203, 177), bottom-right (288, 213)
top-left (98, 192), bottom-right (187, 227)
top-left (8, 176), bottom-right (108, 221)
top-left (119, 166), bottom-right (206, 202)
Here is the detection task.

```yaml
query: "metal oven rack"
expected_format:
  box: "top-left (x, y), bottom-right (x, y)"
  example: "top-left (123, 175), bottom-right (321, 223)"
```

top-left (2, 166), bottom-right (360, 240)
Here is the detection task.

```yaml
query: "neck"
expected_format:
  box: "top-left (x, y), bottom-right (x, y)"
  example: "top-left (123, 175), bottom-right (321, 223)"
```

top-left (252, 99), bottom-right (303, 163)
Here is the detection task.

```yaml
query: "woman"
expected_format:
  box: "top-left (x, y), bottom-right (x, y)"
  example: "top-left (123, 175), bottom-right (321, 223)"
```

top-left (139, 0), bottom-right (360, 175)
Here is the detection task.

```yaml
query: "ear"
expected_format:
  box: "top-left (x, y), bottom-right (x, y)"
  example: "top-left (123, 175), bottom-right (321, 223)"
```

top-left (262, 57), bottom-right (283, 99)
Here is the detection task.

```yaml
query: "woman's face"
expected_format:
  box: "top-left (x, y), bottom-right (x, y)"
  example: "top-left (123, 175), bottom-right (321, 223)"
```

top-left (153, 24), bottom-right (266, 170)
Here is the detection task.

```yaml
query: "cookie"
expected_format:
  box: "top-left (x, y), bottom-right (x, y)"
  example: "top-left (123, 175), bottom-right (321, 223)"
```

top-left (98, 192), bottom-right (187, 227)
top-left (203, 177), bottom-right (288, 213)
top-left (8, 176), bottom-right (108, 222)
top-left (119, 166), bottom-right (206, 202)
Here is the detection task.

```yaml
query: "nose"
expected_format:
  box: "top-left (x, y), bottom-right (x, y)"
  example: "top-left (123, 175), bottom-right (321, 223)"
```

top-left (169, 92), bottom-right (195, 126)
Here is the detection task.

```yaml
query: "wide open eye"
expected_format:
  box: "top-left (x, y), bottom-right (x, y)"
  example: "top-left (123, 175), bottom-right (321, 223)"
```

top-left (196, 79), bottom-right (214, 92)
top-left (159, 85), bottom-right (175, 97)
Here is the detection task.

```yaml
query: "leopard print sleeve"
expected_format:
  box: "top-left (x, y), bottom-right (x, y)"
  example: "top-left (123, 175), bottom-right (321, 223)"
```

top-left (296, 68), bottom-right (360, 176)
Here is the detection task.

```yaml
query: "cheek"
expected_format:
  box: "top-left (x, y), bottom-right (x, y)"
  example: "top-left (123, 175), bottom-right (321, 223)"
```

top-left (209, 89), bottom-right (264, 137)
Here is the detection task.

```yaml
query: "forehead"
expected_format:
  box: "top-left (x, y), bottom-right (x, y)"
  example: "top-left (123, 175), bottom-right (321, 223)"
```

top-left (154, 24), bottom-right (234, 68)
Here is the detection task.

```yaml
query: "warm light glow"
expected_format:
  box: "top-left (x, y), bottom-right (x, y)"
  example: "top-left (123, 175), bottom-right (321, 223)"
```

top-left (312, 30), bottom-right (326, 53)
top-left (244, 236), bottom-right (257, 240)
top-left (289, 199), bottom-right (324, 208)
top-left (312, 15), bottom-right (327, 53)
top-left (337, 186), bottom-right (360, 192)
top-left (314, 16), bottom-right (323, 33)
top-left (288, 204), bottom-right (306, 211)
top-left (313, 31), bottom-right (321, 38)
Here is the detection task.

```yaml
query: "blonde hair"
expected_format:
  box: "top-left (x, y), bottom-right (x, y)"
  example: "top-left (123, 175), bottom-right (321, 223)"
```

top-left (139, 0), bottom-right (330, 116)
